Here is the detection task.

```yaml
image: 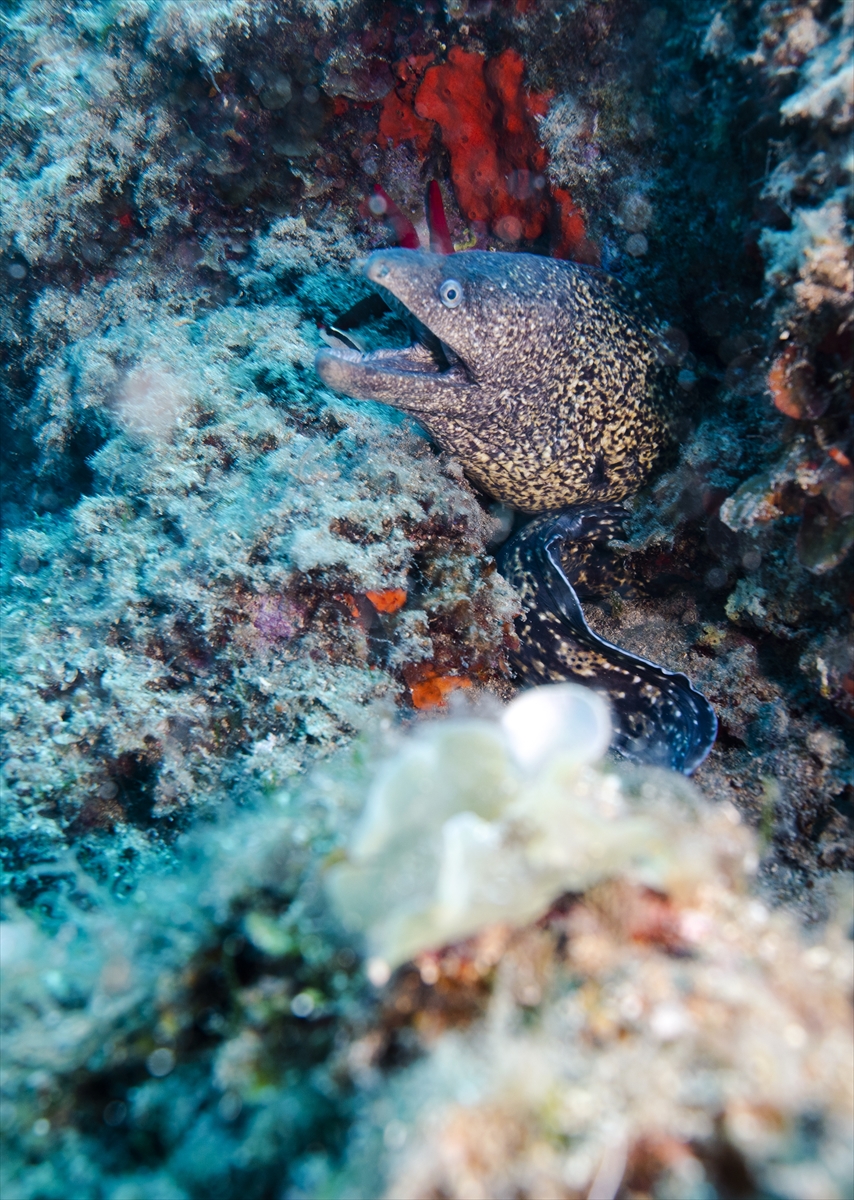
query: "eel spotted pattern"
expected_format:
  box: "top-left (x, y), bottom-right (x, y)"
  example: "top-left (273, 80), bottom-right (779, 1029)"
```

top-left (498, 506), bottom-right (717, 773)
top-left (315, 244), bottom-right (717, 772)
top-left (317, 249), bottom-right (672, 513)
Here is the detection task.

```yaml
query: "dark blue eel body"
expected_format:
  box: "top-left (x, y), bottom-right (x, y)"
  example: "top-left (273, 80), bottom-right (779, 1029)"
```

top-left (316, 247), bottom-right (717, 774)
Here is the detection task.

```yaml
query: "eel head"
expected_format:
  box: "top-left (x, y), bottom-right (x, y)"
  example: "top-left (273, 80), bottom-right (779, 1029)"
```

top-left (315, 246), bottom-right (670, 513)
top-left (315, 247), bottom-right (565, 416)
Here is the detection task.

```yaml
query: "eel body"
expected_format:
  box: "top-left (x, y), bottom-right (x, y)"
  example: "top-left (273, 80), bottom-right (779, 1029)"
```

top-left (498, 506), bottom-right (717, 774)
top-left (315, 245), bottom-right (717, 772)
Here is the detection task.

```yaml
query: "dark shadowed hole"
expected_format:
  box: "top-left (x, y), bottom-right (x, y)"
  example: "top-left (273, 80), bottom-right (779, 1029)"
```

top-left (112, 751), bottom-right (160, 828)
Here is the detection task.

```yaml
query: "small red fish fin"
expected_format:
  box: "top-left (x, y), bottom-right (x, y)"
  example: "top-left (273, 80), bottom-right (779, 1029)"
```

top-left (426, 179), bottom-right (453, 255)
top-left (370, 185), bottom-right (421, 249)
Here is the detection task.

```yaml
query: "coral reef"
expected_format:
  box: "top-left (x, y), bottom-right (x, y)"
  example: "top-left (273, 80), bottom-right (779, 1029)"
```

top-left (0, 1), bottom-right (521, 915)
top-left (502, 0), bottom-right (853, 881)
top-left (0, 766), bottom-right (370, 1199)
top-left (372, 861), bottom-right (852, 1200)
top-left (1, 0), bottom-right (852, 1196)
top-left (1, 217), bottom-right (517, 909)
top-left (324, 703), bottom-right (851, 1200)
top-left (715, 0), bottom-right (854, 601)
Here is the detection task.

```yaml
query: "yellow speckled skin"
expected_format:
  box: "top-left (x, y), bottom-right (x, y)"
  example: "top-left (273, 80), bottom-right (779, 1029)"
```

top-left (315, 248), bottom-right (715, 770)
top-left (316, 249), bottom-right (673, 513)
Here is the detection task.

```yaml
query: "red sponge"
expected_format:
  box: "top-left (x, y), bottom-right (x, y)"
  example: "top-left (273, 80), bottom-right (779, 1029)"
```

top-left (377, 46), bottom-right (596, 262)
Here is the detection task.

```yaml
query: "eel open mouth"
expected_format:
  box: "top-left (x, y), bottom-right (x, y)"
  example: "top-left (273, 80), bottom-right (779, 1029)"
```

top-left (314, 253), bottom-right (472, 403)
top-left (315, 185), bottom-right (478, 402)
top-left (315, 285), bottom-right (471, 403)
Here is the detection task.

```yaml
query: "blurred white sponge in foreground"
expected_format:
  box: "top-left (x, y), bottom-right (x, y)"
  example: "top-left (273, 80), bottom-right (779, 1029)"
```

top-left (327, 684), bottom-right (734, 970)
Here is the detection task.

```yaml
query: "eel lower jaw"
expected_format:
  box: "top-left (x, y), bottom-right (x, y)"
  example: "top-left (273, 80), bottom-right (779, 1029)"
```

top-left (315, 340), bottom-right (472, 400)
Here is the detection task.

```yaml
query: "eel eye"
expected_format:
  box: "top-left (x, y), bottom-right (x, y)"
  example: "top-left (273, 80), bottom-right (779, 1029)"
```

top-left (439, 278), bottom-right (464, 309)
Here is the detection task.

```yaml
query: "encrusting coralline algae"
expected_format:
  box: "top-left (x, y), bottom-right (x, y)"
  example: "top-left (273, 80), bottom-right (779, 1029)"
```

top-left (1, 0), bottom-right (852, 1196)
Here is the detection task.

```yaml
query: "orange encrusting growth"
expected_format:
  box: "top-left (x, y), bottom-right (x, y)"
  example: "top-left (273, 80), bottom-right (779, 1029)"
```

top-left (378, 46), bottom-right (595, 262)
top-left (768, 346), bottom-right (802, 418)
top-left (335, 592), bottom-right (363, 621)
top-left (410, 674), bottom-right (472, 710)
top-left (827, 446), bottom-right (851, 470)
top-left (767, 344), bottom-right (823, 420)
top-left (414, 47), bottom-right (549, 242)
top-left (551, 185), bottom-right (598, 264)
top-left (378, 55), bottom-right (435, 155)
top-left (365, 587), bottom-right (408, 614)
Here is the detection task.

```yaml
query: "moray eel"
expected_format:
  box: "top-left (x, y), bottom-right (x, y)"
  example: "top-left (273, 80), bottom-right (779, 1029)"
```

top-left (315, 248), bottom-right (716, 773)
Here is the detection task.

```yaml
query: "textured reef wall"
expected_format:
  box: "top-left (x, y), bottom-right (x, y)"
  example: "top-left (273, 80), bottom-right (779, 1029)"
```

top-left (1, 212), bottom-right (517, 903)
top-left (1, 0), bottom-right (851, 1197)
